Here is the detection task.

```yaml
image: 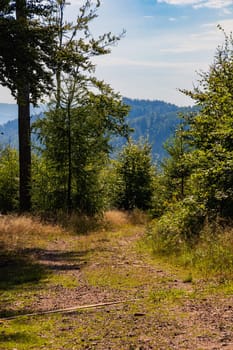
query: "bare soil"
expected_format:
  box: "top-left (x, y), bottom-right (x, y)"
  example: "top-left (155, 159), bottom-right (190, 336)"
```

top-left (1, 223), bottom-right (233, 349)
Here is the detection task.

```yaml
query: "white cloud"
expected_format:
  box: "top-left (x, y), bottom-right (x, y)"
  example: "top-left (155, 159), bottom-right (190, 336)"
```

top-left (158, 0), bottom-right (233, 9)
top-left (94, 56), bottom-right (207, 69)
top-left (202, 18), bottom-right (233, 32)
top-left (222, 7), bottom-right (232, 14)
top-left (158, 31), bottom-right (220, 53)
top-left (194, 0), bottom-right (233, 9)
top-left (169, 17), bottom-right (177, 21)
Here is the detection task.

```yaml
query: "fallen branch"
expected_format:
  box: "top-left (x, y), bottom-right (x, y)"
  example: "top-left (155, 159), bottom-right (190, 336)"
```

top-left (0, 299), bottom-right (137, 321)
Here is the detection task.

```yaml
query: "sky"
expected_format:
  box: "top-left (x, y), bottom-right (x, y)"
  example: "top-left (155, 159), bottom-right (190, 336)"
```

top-left (1, 0), bottom-right (233, 107)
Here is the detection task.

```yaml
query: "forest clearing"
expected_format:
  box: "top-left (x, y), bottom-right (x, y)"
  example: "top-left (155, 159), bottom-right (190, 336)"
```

top-left (0, 211), bottom-right (233, 350)
top-left (1, 2), bottom-right (233, 349)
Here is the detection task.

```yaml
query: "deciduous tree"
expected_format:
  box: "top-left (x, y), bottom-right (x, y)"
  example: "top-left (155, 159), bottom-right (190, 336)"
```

top-left (34, 0), bottom-right (130, 214)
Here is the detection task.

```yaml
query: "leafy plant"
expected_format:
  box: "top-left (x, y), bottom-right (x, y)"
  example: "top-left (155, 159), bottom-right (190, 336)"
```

top-left (113, 139), bottom-right (156, 210)
top-left (181, 28), bottom-right (233, 219)
top-left (0, 146), bottom-right (18, 212)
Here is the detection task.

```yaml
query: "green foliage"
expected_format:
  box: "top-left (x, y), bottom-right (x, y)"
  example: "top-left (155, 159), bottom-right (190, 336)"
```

top-left (148, 217), bottom-right (233, 281)
top-left (32, 1), bottom-right (130, 215)
top-left (148, 197), bottom-right (206, 254)
top-left (181, 29), bottom-right (233, 218)
top-left (113, 139), bottom-right (156, 210)
top-left (0, 0), bottom-right (56, 104)
top-left (191, 227), bottom-right (233, 280)
top-left (162, 124), bottom-right (192, 201)
top-left (31, 154), bottom-right (63, 212)
top-left (0, 0), bottom-right (58, 212)
top-left (34, 87), bottom-right (129, 215)
top-left (52, 0), bottom-right (125, 108)
top-left (0, 146), bottom-right (18, 212)
top-left (120, 98), bottom-right (196, 160)
top-left (150, 29), bottom-right (233, 253)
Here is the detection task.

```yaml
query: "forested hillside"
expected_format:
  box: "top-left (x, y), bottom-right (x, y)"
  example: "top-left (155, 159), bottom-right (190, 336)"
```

top-left (0, 99), bottom-right (194, 159)
top-left (0, 103), bottom-right (17, 124)
top-left (0, 113), bottom-right (39, 149)
top-left (122, 98), bottom-right (195, 159)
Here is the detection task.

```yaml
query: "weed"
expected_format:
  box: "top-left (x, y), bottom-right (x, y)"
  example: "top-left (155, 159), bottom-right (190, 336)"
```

top-left (149, 288), bottom-right (187, 305)
top-left (57, 211), bottom-right (103, 234)
top-left (47, 273), bottom-right (79, 289)
top-left (128, 208), bottom-right (150, 225)
top-left (182, 273), bottom-right (193, 283)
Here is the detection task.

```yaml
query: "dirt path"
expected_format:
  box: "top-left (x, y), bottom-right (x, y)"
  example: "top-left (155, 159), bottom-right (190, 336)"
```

top-left (1, 222), bottom-right (233, 349)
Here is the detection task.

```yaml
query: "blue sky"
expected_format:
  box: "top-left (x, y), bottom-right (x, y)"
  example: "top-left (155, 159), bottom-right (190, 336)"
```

top-left (1, 0), bottom-right (233, 106)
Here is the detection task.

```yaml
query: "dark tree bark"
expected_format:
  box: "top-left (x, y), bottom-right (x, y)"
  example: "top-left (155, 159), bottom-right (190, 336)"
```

top-left (18, 86), bottom-right (31, 212)
top-left (16, 0), bottom-right (31, 212)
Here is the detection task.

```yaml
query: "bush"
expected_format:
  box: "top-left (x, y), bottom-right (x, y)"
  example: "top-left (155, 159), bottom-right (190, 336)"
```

top-left (113, 140), bottom-right (156, 211)
top-left (0, 147), bottom-right (19, 212)
top-left (148, 204), bottom-right (233, 281)
top-left (148, 197), bottom-right (206, 254)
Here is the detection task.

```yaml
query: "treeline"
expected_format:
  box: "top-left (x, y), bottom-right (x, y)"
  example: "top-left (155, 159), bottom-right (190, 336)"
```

top-left (1, 23), bottom-right (233, 225)
top-left (0, 0), bottom-right (233, 258)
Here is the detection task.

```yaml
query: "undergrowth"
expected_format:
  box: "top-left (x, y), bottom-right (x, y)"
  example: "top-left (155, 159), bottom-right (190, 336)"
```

top-left (148, 216), bottom-right (233, 281)
top-left (0, 214), bottom-right (65, 251)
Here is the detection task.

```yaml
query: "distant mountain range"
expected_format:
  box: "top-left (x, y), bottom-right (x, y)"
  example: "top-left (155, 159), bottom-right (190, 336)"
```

top-left (0, 103), bottom-right (42, 124)
top-left (0, 103), bottom-right (18, 124)
top-left (0, 99), bottom-right (195, 159)
top-left (121, 98), bottom-right (195, 159)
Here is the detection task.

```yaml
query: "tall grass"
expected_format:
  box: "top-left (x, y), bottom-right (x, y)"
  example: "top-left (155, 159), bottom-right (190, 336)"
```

top-left (104, 209), bottom-right (149, 228)
top-left (0, 210), bottom-right (142, 252)
top-left (0, 215), bottom-right (65, 251)
top-left (55, 209), bottom-right (144, 234)
top-left (148, 217), bottom-right (233, 281)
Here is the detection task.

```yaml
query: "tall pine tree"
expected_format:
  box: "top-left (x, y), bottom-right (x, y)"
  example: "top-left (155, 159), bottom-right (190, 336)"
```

top-left (0, 0), bottom-right (56, 211)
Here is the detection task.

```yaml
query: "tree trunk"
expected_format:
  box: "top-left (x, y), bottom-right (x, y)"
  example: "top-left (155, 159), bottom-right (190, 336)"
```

top-left (67, 102), bottom-right (72, 213)
top-left (18, 86), bottom-right (31, 212)
top-left (16, 0), bottom-right (31, 212)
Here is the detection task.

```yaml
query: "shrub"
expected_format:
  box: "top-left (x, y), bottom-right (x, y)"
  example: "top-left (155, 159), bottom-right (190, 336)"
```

top-left (0, 147), bottom-right (19, 212)
top-left (113, 140), bottom-right (156, 211)
top-left (148, 197), bottom-right (206, 254)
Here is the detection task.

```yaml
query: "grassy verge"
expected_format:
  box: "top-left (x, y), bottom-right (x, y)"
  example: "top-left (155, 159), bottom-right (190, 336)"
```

top-left (147, 217), bottom-right (233, 290)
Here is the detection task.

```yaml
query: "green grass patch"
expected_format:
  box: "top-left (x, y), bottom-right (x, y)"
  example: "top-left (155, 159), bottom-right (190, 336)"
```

top-left (149, 287), bottom-right (188, 306)
top-left (85, 266), bottom-right (150, 290)
top-left (0, 316), bottom-right (57, 349)
top-left (147, 218), bottom-right (233, 283)
top-left (46, 273), bottom-right (79, 289)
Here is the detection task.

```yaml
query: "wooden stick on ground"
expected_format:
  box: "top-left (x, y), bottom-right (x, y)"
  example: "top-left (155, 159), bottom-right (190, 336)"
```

top-left (0, 299), bottom-right (138, 321)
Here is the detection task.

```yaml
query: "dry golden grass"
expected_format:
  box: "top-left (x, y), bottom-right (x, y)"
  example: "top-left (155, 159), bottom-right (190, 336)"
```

top-left (103, 209), bottom-right (149, 230)
top-left (103, 210), bottom-right (130, 227)
top-left (0, 210), bottom-right (147, 253)
top-left (58, 212), bottom-right (103, 234)
top-left (128, 208), bottom-right (149, 225)
top-left (0, 214), bottom-right (65, 251)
